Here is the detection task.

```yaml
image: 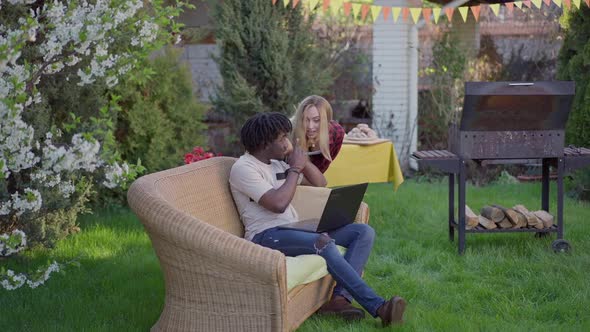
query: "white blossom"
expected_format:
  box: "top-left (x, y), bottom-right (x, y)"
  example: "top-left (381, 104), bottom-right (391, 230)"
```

top-left (103, 162), bottom-right (130, 189)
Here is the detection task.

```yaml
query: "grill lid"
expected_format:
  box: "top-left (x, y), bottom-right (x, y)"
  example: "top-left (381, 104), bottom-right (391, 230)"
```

top-left (460, 81), bottom-right (575, 132)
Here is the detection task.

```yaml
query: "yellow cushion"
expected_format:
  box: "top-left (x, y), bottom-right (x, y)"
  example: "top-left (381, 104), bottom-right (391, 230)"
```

top-left (285, 245), bottom-right (347, 291)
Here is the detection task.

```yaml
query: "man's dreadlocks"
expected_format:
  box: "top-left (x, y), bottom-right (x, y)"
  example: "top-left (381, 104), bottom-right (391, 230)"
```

top-left (240, 112), bottom-right (292, 153)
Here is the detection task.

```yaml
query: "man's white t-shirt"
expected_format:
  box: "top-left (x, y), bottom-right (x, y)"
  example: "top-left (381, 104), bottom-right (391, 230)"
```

top-left (229, 153), bottom-right (302, 241)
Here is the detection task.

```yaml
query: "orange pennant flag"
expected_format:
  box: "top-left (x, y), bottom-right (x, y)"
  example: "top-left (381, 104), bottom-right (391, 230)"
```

top-left (343, 2), bottom-right (352, 16)
top-left (586, 0), bottom-right (590, 8)
top-left (272, 0), bottom-right (278, 5)
top-left (564, 0), bottom-right (571, 8)
top-left (361, 3), bottom-right (370, 21)
top-left (543, 0), bottom-right (552, 5)
top-left (470, 5), bottom-right (481, 21)
top-left (445, 7), bottom-right (454, 22)
top-left (293, 0), bottom-right (300, 8)
top-left (402, 7), bottom-right (410, 22)
top-left (506, 2), bottom-right (514, 14)
top-left (523, 0), bottom-right (532, 7)
top-left (382, 7), bottom-right (391, 20)
top-left (422, 8), bottom-right (432, 24)
top-left (323, 0), bottom-right (330, 12)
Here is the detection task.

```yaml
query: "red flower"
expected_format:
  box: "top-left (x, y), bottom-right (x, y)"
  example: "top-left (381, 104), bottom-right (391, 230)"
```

top-left (184, 146), bottom-right (219, 164)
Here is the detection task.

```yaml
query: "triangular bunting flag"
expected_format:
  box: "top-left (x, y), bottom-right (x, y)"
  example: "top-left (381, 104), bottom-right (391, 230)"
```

top-left (351, 3), bottom-right (362, 18)
top-left (309, 0), bottom-right (320, 10)
top-left (272, 0), bottom-right (278, 5)
top-left (293, 0), bottom-right (300, 8)
top-left (586, 0), bottom-right (590, 8)
top-left (553, 0), bottom-right (562, 7)
top-left (392, 7), bottom-right (402, 23)
top-left (410, 7), bottom-right (421, 24)
top-left (458, 6), bottom-right (469, 22)
top-left (422, 8), bottom-right (432, 24)
top-left (370, 5), bottom-right (381, 22)
top-left (445, 7), bottom-right (454, 22)
top-left (283, 0), bottom-right (290, 8)
top-left (564, 0), bottom-right (571, 8)
top-left (543, 0), bottom-right (552, 6)
top-left (514, 1), bottom-right (523, 8)
top-left (322, 0), bottom-right (330, 12)
top-left (430, 8), bottom-right (442, 24)
top-left (489, 3), bottom-right (500, 16)
top-left (506, 2), bottom-right (515, 14)
top-left (361, 4), bottom-right (370, 21)
top-left (343, 2), bottom-right (352, 16)
top-left (531, 0), bottom-right (543, 8)
top-left (330, 0), bottom-right (342, 15)
top-left (470, 6), bottom-right (481, 21)
top-left (432, 8), bottom-right (441, 24)
top-left (402, 7), bottom-right (410, 22)
top-left (523, 0), bottom-right (532, 7)
top-left (382, 7), bottom-right (391, 21)
top-left (572, 0), bottom-right (581, 7)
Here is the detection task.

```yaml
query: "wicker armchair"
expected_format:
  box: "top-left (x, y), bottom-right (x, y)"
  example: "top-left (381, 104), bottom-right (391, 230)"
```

top-left (127, 157), bottom-right (370, 332)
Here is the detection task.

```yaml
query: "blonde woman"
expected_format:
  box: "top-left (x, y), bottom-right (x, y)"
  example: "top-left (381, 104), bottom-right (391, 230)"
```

top-left (292, 95), bottom-right (345, 173)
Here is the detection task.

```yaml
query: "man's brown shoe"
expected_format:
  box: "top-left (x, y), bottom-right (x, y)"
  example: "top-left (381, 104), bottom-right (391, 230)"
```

top-left (317, 296), bottom-right (365, 321)
top-left (377, 296), bottom-right (406, 327)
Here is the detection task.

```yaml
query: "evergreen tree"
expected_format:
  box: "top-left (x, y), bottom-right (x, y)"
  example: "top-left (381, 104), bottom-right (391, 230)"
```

top-left (212, 0), bottom-right (332, 149)
top-left (557, 6), bottom-right (590, 200)
top-left (557, 6), bottom-right (590, 146)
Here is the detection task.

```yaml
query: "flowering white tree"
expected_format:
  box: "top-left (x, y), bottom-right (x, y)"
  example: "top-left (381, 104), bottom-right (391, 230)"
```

top-left (0, 0), bottom-right (189, 289)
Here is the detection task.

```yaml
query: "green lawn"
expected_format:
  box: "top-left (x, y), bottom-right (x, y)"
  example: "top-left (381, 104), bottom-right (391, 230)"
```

top-left (2, 180), bottom-right (590, 331)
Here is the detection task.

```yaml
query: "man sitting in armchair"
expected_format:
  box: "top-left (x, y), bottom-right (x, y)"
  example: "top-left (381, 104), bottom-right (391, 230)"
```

top-left (229, 112), bottom-right (406, 327)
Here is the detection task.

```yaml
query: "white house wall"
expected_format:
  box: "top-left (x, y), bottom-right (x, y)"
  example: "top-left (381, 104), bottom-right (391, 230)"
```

top-left (372, 0), bottom-right (418, 170)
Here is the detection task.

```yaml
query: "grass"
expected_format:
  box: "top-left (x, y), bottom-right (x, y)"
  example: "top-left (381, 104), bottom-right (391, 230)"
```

top-left (2, 180), bottom-right (590, 331)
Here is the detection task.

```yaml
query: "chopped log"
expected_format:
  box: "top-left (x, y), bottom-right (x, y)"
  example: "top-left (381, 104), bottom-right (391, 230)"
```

top-left (534, 210), bottom-right (554, 228)
top-left (465, 205), bottom-right (479, 229)
top-left (510, 209), bottom-right (529, 229)
top-left (493, 205), bottom-right (525, 228)
top-left (481, 206), bottom-right (505, 223)
top-left (497, 217), bottom-right (513, 228)
top-left (478, 215), bottom-right (497, 229)
top-left (513, 205), bottom-right (542, 228)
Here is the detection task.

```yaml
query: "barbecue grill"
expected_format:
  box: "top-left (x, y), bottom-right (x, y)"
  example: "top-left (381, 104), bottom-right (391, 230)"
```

top-left (412, 81), bottom-right (590, 254)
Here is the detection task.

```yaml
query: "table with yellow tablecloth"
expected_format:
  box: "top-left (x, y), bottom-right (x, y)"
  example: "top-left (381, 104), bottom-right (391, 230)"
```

top-left (324, 141), bottom-right (404, 190)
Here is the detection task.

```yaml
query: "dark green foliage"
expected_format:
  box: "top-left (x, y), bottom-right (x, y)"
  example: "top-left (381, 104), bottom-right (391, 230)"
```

top-left (558, 6), bottom-right (590, 147)
top-left (114, 47), bottom-right (207, 173)
top-left (558, 6), bottom-right (590, 201)
top-left (212, 0), bottom-right (333, 151)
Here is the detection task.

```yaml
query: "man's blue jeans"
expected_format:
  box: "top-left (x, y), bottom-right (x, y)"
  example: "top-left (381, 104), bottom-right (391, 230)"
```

top-left (252, 223), bottom-right (385, 317)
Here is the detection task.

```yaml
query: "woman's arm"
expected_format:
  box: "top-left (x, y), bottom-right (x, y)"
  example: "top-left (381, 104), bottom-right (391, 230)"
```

top-left (301, 160), bottom-right (327, 187)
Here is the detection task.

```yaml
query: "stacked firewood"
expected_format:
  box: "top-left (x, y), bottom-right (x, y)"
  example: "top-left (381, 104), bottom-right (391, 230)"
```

top-left (464, 205), bottom-right (554, 230)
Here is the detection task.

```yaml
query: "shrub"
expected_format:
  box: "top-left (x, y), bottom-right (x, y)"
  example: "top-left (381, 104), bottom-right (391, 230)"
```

top-left (114, 47), bottom-right (208, 173)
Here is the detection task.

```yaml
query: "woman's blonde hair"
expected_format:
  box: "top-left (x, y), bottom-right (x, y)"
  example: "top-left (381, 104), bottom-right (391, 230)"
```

top-left (291, 95), bottom-right (333, 162)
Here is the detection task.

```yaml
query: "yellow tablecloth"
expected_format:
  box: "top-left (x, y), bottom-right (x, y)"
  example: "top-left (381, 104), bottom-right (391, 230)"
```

top-left (324, 141), bottom-right (404, 191)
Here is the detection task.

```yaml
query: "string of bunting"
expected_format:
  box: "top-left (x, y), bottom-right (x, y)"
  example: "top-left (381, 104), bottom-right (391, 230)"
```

top-left (271, 0), bottom-right (589, 24)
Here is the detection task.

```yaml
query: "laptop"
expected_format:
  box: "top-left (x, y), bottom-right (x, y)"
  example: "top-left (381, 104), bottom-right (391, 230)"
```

top-left (284, 183), bottom-right (368, 233)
